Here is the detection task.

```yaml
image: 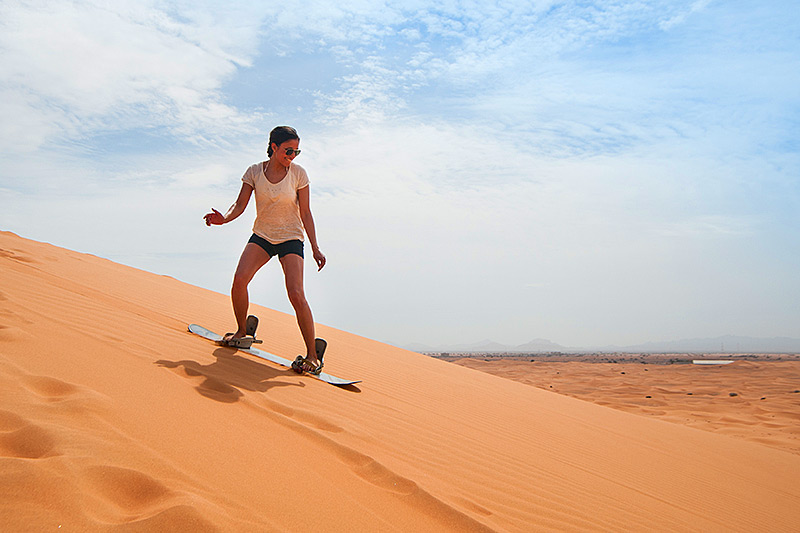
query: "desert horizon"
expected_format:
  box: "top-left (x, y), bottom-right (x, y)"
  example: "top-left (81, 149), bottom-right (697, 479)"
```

top-left (2, 229), bottom-right (799, 531)
top-left (441, 355), bottom-right (800, 456)
top-left (408, 339), bottom-right (800, 356)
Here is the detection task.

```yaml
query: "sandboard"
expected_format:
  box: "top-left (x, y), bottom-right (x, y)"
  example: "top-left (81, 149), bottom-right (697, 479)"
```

top-left (188, 324), bottom-right (360, 387)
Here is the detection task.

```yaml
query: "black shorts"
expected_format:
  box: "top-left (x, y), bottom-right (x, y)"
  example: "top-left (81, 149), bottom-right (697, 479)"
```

top-left (248, 234), bottom-right (304, 259)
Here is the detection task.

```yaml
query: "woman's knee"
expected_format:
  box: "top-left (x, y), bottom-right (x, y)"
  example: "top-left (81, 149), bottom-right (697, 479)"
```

top-left (286, 286), bottom-right (307, 308)
top-left (232, 243), bottom-right (270, 291)
top-left (231, 269), bottom-right (253, 293)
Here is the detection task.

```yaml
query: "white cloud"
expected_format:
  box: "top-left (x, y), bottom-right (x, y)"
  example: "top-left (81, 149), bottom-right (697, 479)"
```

top-left (659, 0), bottom-right (711, 30)
top-left (0, 0), bottom-right (265, 153)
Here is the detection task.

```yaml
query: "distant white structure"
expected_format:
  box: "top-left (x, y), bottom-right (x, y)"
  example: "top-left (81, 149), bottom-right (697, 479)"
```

top-left (692, 360), bottom-right (734, 365)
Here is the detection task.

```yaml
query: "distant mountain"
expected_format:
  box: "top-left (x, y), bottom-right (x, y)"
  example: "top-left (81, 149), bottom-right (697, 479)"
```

top-left (406, 335), bottom-right (800, 354)
top-left (459, 339), bottom-right (513, 352)
top-left (514, 338), bottom-right (569, 352)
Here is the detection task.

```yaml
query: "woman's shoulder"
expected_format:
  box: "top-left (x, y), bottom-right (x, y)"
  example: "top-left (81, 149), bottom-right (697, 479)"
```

top-left (289, 163), bottom-right (309, 186)
top-left (243, 162), bottom-right (264, 177)
top-left (242, 162), bottom-right (266, 184)
top-left (289, 162), bottom-right (307, 175)
top-left (245, 161), bottom-right (267, 174)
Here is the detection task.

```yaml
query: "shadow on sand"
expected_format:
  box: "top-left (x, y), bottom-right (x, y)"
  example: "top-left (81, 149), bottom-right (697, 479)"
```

top-left (156, 347), bottom-right (303, 402)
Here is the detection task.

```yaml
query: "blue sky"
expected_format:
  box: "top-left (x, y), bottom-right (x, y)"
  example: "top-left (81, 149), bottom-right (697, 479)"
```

top-left (2, 0), bottom-right (798, 348)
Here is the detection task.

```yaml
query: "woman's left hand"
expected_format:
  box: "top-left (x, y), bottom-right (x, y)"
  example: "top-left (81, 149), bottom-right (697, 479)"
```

top-left (313, 248), bottom-right (326, 271)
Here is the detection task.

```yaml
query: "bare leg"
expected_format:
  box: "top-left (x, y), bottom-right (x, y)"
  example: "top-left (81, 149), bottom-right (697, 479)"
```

top-left (279, 253), bottom-right (317, 362)
top-left (230, 243), bottom-right (271, 338)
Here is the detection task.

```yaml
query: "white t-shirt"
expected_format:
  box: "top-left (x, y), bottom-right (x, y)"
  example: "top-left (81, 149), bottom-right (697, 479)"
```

top-left (242, 162), bottom-right (310, 244)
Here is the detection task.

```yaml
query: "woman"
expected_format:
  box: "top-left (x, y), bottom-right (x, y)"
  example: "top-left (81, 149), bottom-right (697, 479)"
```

top-left (203, 126), bottom-right (327, 374)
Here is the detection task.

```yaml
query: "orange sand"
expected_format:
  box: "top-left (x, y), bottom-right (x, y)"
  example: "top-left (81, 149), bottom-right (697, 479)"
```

top-left (2, 230), bottom-right (799, 531)
top-left (449, 358), bottom-right (800, 456)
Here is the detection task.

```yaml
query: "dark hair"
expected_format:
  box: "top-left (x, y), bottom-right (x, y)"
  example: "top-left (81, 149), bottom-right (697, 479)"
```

top-left (267, 126), bottom-right (300, 157)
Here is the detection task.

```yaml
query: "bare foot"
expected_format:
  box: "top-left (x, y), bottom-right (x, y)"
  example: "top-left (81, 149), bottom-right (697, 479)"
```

top-left (223, 330), bottom-right (246, 342)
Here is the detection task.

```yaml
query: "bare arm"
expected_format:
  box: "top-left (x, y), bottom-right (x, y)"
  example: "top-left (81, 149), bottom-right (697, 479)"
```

top-left (298, 186), bottom-right (326, 271)
top-left (204, 183), bottom-right (253, 226)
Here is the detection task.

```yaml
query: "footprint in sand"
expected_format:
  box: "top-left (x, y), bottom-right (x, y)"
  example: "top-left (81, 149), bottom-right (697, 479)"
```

top-left (256, 397), bottom-right (344, 433)
top-left (329, 445), bottom-right (419, 495)
top-left (83, 465), bottom-right (174, 512)
top-left (20, 375), bottom-right (109, 406)
top-left (22, 376), bottom-right (81, 398)
top-left (81, 465), bottom-right (218, 530)
top-left (0, 409), bottom-right (27, 431)
top-left (0, 411), bottom-right (60, 459)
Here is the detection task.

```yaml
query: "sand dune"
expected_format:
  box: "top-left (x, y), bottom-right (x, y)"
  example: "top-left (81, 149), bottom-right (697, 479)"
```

top-left (2, 230), bottom-right (799, 531)
top-left (449, 358), bottom-right (800, 455)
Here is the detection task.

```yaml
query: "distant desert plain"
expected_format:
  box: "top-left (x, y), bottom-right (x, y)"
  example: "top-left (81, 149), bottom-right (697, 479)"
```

top-left (436, 353), bottom-right (800, 455)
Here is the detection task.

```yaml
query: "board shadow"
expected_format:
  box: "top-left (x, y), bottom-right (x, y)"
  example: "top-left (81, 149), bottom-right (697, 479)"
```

top-left (156, 348), bottom-right (303, 403)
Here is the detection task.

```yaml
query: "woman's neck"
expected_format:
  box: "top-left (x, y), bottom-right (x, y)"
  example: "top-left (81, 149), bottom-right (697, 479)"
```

top-left (267, 158), bottom-right (288, 172)
top-left (264, 159), bottom-right (288, 183)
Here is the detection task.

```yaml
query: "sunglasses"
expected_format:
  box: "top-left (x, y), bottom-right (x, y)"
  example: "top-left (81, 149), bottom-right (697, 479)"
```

top-left (284, 148), bottom-right (301, 156)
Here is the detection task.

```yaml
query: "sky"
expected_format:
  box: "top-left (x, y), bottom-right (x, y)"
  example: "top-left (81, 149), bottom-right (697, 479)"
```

top-left (1, 0), bottom-right (798, 349)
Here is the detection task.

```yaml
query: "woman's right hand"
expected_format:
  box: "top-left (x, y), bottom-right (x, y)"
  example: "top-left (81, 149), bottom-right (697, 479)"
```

top-left (204, 208), bottom-right (225, 226)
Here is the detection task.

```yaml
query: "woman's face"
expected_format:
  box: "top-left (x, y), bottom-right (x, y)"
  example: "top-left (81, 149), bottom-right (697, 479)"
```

top-left (272, 139), bottom-right (300, 166)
